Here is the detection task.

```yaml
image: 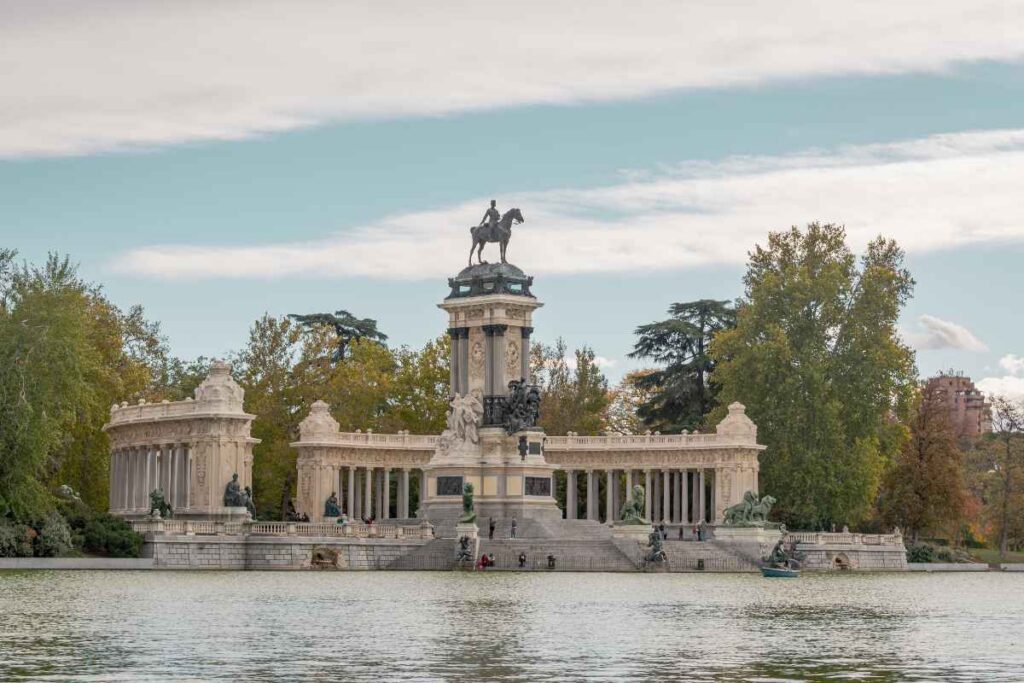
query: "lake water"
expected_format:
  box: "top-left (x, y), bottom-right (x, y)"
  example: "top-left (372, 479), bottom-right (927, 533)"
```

top-left (1, 571), bottom-right (1022, 681)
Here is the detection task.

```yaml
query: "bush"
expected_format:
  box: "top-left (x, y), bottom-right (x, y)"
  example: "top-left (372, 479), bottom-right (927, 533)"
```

top-left (0, 520), bottom-right (35, 557)
top-left (82, 514), bottom-right (143, 558)
top-left (33, 512), bottom-right (73, 557)
top-left (907, 544), bottom-right (936, 563)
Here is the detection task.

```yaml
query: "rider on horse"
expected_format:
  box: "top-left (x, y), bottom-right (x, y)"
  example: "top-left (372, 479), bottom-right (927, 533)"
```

top-left (479, 199), bottom-right (500, 232)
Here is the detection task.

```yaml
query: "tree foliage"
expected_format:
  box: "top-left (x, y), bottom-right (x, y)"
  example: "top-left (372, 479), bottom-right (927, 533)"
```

top-left (978, 398), bottom-right (1024, 557)
top-left (629, 299), bottom-right (735, 432)
top-left (711, 223), bottom-right (917, 529)
top-left (288, 309), bottom-right (388, 362)
top-left (0, 252), bottom-right (165, 520)
top-left (879, 385), bottom-right (965, 543)
top-left (530, 339), bottom-right (610, 435)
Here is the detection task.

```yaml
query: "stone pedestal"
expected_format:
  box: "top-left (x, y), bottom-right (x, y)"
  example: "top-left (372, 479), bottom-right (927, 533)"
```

top-left (176, 506), bottom-right (251, 523)
top-left (714, 525), bottom-right (782, 564)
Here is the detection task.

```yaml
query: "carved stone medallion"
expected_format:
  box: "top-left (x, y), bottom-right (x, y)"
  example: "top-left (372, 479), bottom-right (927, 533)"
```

top-left (506, 340), bottom-right (520, 374)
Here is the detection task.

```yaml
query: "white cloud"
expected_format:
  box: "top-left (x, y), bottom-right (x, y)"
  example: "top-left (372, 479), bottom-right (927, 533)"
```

top-left (112, 128), bottom-right (1024, 279)
top-left (977, 376), bottom-right (1024, 404)
top-left (977, 355), bottom-right (1024, 402)
top-left (904, 315), bottom-right (987, 351)
top-left (3, 1), bottom-right (1024, 157)
top-left (998, 354), bottom-right (1024, 376)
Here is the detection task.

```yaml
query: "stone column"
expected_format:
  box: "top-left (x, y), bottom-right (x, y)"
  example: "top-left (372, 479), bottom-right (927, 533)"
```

top-left (458, 330), bottom-right (470, 395)
top-left (418, 469), bottom-right (426, 517)
top-left (565, 470), bottom-right (576, 519)
top-left (400, 468), bottom-right (410, 518)
top-left (492, 325), bottom-right (507, 393)
top-left (364, 467), bottom-right (373, 520)
top-left (583, 470), bottom-right (593, 521)
top-left (483, 326), bottom-right (496, 396)
top-left (520, 326), bottom-right (533, 380)
top-left (661, 468), bottom-right (671, 523)
top-left (605, 470), bottom-right (614, 524)
top-left (447, 327), bottom-right (460, 394)
top-left (611, 470), bottom-right (620, 521)
top-left (682, 469), bottom-right (690, 524)
top-left (674, 471), bottom-right (682, 523)
top-left (346, 466), bottom-right (356, 518)
top-left (382, 468), bottom-right (391, 520)
top-left (698, 469), bottom-right (706, 523)
top-left (644, 469), bottom-right (653, 521)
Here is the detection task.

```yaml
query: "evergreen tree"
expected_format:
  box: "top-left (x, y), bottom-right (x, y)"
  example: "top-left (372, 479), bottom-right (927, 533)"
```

top-left (629, 299), bottom-right (735, 432)
top-left (288, 310), bottom-right (387, 362)
top-left (711, 223), bottom-right (916, 529)
top-left (879, 385), bottom-right (965, 543)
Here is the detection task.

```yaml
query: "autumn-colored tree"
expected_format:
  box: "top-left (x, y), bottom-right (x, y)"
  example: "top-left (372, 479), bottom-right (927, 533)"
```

top-left (980, 398), bottom-right (1024, 558)
top-left (879, 385), bottom-right (965, 543)
top-left (712, 224), bottom-right (917, 529)
top-left (606, 370), bottom-right (657, 435)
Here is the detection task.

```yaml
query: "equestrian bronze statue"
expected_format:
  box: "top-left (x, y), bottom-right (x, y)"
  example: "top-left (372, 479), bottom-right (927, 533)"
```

top-left (469, 200), bottom-right (524, 266)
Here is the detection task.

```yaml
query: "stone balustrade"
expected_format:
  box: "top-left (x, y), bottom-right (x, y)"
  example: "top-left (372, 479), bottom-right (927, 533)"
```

top-left (787, 531), bottom-right (904, 546)
top-left (129, 519), bottom-right (435, 540)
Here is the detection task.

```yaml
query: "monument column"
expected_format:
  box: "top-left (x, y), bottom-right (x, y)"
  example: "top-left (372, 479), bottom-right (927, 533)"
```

top-left (698, 469), bottom-right (706, 523)
top-left (458, 330), bottom-right (469, 395)
top-left (644, 469), bottom-right (653, 520)
top-left (447, 328), bottom-right (460, 394)
top-left (364, 466), bottom-right (373, 520)
top-left (605, 470), bottom-right (614, 524)
top-left (347, 466), bottom-right (356, 518)
top-left (662, 468), bottom-right (671, 523)
top-left (520, 326), bottom-right (533, 380)
top-left (483, 326), bottom-right (496, 396)
top-left (682, 469), bottom-right (690, 524)
top-left (382, 468), bottom-right (391, 519)
top-left (401, 468), bottom-right (410, 518)
top-left (566, 470), bottom-right (576, 519)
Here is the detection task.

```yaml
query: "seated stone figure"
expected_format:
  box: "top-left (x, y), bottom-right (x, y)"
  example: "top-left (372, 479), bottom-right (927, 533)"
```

top-left (618, 485), bottom-right (648, 525)
top-left (324, 492), bottom-right (341, 518)
top-left (223, 473), bottom-right (246, 507)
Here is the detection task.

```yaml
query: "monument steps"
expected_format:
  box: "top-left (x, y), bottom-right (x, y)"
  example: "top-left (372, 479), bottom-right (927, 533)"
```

top-left (475, 539), bottom-right (637, 572)
top-left (660, 540), bottom-right (760, 572)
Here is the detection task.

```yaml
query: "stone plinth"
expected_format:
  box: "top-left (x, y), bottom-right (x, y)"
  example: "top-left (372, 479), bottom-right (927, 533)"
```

top-left (714, 525), bottom-right (782, 565)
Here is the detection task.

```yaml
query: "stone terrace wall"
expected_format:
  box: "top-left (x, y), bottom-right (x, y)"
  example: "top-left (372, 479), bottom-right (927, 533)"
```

top-left (146, 535), bottom-right (428, 570)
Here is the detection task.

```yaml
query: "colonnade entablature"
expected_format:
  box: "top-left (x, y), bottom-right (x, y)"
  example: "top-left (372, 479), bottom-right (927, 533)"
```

top-left (104, 361), bottom-right (259, 519)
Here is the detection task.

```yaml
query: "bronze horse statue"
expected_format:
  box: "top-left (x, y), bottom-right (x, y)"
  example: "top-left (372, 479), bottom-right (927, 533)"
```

top-left (469, 208), bottom-right (524, 266)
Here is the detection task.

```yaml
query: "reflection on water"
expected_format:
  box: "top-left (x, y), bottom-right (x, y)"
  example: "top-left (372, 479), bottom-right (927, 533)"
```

top-left (1, 571), bottom-right (1022, 681)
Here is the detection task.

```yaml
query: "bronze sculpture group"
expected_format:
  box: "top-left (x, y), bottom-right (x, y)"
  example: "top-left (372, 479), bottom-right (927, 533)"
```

top-left (722, 491), bottom-right (777, 526)
top-left (223, 473), bottom-right (256, 517)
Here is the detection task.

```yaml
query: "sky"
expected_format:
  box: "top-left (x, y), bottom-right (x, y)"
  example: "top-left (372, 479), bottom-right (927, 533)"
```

top-left (3, 1), bottom-right (1024, 398)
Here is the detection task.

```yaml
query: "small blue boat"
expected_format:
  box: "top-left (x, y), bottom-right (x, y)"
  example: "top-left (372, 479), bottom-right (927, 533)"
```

top-left (761, 565), bottom-right (800, 578)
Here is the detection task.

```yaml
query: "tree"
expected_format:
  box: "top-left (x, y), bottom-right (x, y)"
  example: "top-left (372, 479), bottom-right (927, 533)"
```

top-left (0, 253), bottom-right (161, 518)
top-left (982, 398), bottom-right (1024, 559)
top-left (629, 299), bottom-right (735, 432)
top-left (879, 385), bottom-right (965, 543)
top-left (711, 223), bottom-right (917, 529)
top-left (288, 310), bottom-right (387, 362)
top-left (530, 339), bottom-right (610, 435)
top-left (606, 371), bottom-right (657, 435)
top-left (234, 315), bottom-right (302, 519)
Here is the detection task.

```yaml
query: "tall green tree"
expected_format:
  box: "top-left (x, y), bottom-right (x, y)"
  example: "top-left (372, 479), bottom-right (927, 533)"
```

top-left (879, 385), bottom-right (965, 543)
top-left (0, 253), bottom-right (162, 518)
top-left (288, 310), bottom-right (387, 362)
top-left (629, 299), bottom-right (735, 432)
top-left (234, 314), bottom-right (302, 519)
top-left (711, 223), bottom-right (916, 529)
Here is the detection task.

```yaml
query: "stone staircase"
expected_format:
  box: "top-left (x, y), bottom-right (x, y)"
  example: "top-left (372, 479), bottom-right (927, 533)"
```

top-left (474, 538), bottom-right (636, 572)
top-left (659, 540), bottom-right (759, 572)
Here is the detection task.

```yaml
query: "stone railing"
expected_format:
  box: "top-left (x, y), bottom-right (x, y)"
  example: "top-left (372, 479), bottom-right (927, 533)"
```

top-left (107, 398), bottom-right (248, 425)
top-left (787, 531), bottom-right (904, 546)
top-left (544, 433), bottom-right (727, 450)
top-left (129, 519), bottom-right (435, 540)
top-left (297, 431), bottom-right (439, 449)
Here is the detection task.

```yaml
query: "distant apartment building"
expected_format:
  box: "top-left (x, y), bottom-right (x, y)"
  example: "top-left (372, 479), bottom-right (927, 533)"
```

top-left (925, 371), bottom-right (992, 437)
